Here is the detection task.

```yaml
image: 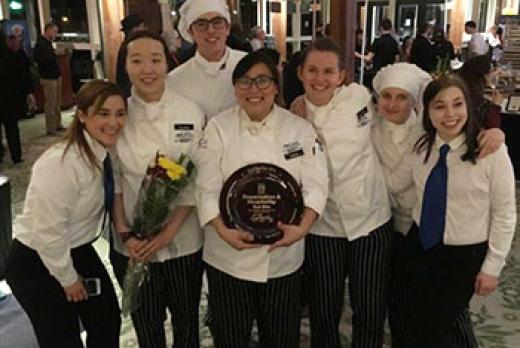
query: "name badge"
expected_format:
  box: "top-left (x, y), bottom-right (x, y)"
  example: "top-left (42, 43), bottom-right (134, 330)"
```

top-left (356, 107), bottom-right (370, 127)
top-left (174, 123), bottom-right (194, 143)
top-left (283, 141), bottom-right (304, 160)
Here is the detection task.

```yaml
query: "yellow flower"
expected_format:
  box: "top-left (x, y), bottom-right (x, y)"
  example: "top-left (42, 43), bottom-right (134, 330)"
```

top-left (166, 170), bottom-right (182, 180)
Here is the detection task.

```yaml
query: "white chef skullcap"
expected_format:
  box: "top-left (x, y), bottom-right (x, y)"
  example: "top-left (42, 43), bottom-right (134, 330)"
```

top-left (373, 63), bottom-right (432, 104)
top-left (178, 0), bottom-right (230, 43)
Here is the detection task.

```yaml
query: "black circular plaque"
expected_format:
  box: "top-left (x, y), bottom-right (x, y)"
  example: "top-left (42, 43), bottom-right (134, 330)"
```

top-left (219, 163), bottom-right (304, 244)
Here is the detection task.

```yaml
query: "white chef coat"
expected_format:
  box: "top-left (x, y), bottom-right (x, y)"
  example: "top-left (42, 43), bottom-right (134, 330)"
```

top-left (167, 47), bottom-right (246, 120)
top-left (14, 132), bottom-right (107, 287)
top-left (388, 134), bottom-right (516, 276)
top-left (114, 86), bottom-right (205, 261)
top-left (306, 84), bottom-right (391, 241)
top-left (371, 108), bottom-right (423, 235)
top-left (195, 105), bottom-right (328, 282)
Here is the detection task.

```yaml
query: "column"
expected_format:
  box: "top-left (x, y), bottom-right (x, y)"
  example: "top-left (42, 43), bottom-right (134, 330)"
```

top-left (449, 0), bottom-right (466, 51)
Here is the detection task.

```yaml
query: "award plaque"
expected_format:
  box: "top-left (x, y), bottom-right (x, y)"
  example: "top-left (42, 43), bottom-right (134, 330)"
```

top-left (219, 163), bottom-right (304, 244)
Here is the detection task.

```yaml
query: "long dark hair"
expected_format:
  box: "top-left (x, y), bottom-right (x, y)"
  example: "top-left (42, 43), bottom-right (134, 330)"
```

top-left (458, 55), bottom-right (490, 102)
top-left (415, 75), bottom-right (479, 164)
top-left (63, 80), bottom-right (127, 170)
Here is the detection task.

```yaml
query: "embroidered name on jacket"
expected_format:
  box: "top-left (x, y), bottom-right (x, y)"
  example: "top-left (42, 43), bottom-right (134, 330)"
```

top-left (356, 107), bottom-right (369, 127)
top-left (283, 141), bottom-right (304, 160)
top-left (174, 123), bottom-right (194, 143)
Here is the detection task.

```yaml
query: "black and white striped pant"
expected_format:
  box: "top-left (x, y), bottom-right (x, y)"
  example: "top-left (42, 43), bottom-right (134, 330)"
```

top-left (304, 221), bottom-right (393, 348)
top-left (130, 249), bottom-right (203, 348)
top-left (206, 264), bottom-right (302, 348)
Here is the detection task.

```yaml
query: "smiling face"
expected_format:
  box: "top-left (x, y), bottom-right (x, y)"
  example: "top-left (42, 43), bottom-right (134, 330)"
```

top-left (80, 95), bottom-right (127, 147)
top-left (428, 86), bottom-right (468, 142)
top-left (189, 11), bottom-right (230, 62)
top-left (126, 37), bottom-right (167, 102)
top-left (377, 87), bottom-right (414, 125)
top-left (298, 50), bottom-right (345, 106)
top-left (234, 63), bottom-right (277, 121)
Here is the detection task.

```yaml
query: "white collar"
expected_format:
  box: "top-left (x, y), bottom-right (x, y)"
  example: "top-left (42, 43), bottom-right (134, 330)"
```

top-left (194, 47), bottom-right (230, 76)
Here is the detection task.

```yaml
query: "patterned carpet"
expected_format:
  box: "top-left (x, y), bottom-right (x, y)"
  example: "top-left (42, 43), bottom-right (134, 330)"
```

top-left (1, 113), bottom-right (519, 347)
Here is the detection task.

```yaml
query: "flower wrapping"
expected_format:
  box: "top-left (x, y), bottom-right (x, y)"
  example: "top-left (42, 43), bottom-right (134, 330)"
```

top-left (121, 152), bottom-right (195, 316)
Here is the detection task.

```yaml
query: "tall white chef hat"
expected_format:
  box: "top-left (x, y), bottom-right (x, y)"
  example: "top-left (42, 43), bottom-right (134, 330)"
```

top-left (178, 0), bottom-right (231, 43)
top-left (373, 63), bottom-right (432, 104)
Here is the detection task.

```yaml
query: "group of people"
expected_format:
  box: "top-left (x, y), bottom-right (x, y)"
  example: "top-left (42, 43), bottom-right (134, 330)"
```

top-left (4, 0), bottom-right (517, 348)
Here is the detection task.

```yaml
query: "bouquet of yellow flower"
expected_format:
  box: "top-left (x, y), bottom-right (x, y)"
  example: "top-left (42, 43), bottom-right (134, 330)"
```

top-left (121, 152), bottom-right (194, 316)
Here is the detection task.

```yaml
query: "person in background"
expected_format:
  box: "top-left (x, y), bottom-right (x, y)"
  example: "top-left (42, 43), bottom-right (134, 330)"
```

top-left (33, 22), bottom-right (63, 136)
top-left (433, 26), bottom-right (455, 63)
top-left (195, 51), bottom-right (328, 347)
top-left (0, 29), bottom-right (34, 164)
top-left (410, 22), bottom-right (436, 73)
top-left (5, 80), bottom-right (125, 348)
top-left (459, 55), bottom-right (503, 129)
top-left (465, 21), bottom-right (489, 58)
top-left (283, 50), bottom-right (305, 108)
top-left (227, 23), bottom-right (253, 53)
top-left (386, 75), bottom-right (515, 347)
top-left (112, 31), bottom-right (205, 348)
top-left (115, 14), bottom-right (147, 97)
top-left (250, 26), bottom-right (266, 51)
top-left (356, 18), bottom-right (399, 73)
top-left (168, 0), bottom-right (247, 120)
top-left (400, 35), bottom-right (413, 63)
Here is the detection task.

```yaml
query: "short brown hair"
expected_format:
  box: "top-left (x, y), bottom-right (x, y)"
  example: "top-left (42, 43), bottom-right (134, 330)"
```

top-left (300, 37), bottom-right (345, 70)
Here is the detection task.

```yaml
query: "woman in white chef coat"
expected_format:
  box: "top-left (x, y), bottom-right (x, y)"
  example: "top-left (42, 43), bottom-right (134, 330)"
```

top-left (294, 37), bottom-right (393, 348)
top-left (195, 51), bottom-right (328, 347)
top-left (6, 80), bottom-right (126, 348)
top-left (111, 31), bottom-right (205, 348)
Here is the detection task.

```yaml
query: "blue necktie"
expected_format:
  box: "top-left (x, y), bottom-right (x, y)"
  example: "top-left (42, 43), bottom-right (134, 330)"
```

top-left (103, 153), bottom-right (114, 229)
top-left (419, 144), bottom-right (450, 250)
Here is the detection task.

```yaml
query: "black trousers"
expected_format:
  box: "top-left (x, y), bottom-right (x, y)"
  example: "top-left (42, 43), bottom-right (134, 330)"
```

top-left (404, 224), bottom-right (485, 348)
top-left (130, 249), bottom-right (204, 348)
top-left (206, 264), bottom-right (302, 348)
top-left (0, 101), bottom-right (22, 163)
top-left (5, 239), bottom-right (120, 348)
top-left (304, 221), bottom-right (393, 348)
top-left (109, 245), bottom-right (129, 289)
top-left (388, 231), bottom-right (415, 348)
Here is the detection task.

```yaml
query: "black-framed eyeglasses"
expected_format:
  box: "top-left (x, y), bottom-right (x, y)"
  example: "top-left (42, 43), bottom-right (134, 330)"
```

top-left (236, 75), bottom-right (275, 90)
top-left (191, 17), bottom-right (228, 32)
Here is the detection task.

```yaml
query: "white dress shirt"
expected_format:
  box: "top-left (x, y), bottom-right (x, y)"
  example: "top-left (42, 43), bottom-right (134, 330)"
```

top-left (306, 85), bottom-right (391, 241)
top-left (469, 32), bottom-right (489, 57)
top-left (114, 86), bottom-right (205, 261)
top-left (195, 105), bottom-right (328, 282)
top-left (14, 132), bottom-right (107, 287)
top-left (167, 47), bottom-right (246, 120)
top-left (388, 134), bottom-right (516, 276)
top-left (371, 109), bottom-right (423, 235)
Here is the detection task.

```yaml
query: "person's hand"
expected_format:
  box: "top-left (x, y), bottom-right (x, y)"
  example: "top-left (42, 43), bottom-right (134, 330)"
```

top-left (63, 277), bottom-right (88, 302)
top-left (478, 128), bottom-right (504, 159)
top-left (26, 94), bottom-right (36, 111)
top-left (491, 89), bottom-right (504, 106)
top-left (216, 226), bottom-right (260, 251)
top-left (268, 221), bottom-right (308, 251)
top-left (136, 228), bottom-right (177, 261)
top-left (125, 237), bottom-right (148, 261)
top-left (475, 272), bottom-right (498, 296)
top-left (290, 95), bottom-right (307, 118)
